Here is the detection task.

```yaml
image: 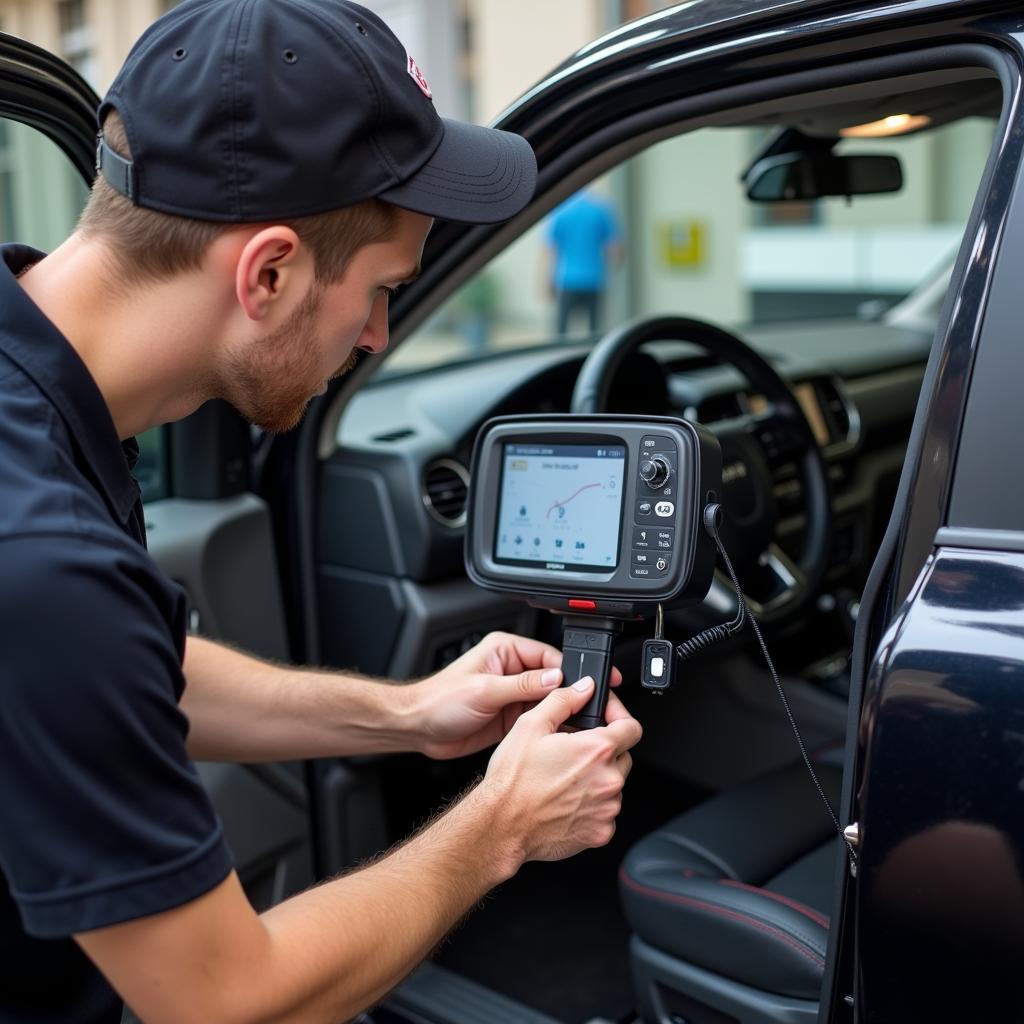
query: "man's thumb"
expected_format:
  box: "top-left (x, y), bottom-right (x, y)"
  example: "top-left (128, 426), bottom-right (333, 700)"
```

top-left (532, 676), bottom-right (594, 731)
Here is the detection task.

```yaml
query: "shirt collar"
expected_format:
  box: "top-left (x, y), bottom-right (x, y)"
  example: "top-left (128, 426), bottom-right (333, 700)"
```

top-left (0, 244), bottom-right (141, 523)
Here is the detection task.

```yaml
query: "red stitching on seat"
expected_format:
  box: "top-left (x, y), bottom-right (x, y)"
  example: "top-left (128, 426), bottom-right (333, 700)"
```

top-left (718, 880), bottom-right (830, 929)
top-left (619, 868), bottom-right (825, 968)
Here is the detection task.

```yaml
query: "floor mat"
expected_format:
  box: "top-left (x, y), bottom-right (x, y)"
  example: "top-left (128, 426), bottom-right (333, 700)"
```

top-left (434, 763), bottom-right (705, 1023)
top-left (437, 854), bottom-right (631, 1023)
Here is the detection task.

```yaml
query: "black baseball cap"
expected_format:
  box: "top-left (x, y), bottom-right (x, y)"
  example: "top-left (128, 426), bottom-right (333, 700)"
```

top-left (96, 0), bottom-right (537, 225)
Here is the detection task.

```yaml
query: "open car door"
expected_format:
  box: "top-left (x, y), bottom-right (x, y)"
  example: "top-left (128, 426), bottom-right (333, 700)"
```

top-left (823, 46), bottom-right (1024, 1022)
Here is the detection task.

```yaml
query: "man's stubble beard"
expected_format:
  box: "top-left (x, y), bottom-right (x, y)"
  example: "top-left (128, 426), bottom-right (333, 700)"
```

top-left (225, 285), bottom-right (359, 433)
top-left (334, 345), bottom-right (361, 380)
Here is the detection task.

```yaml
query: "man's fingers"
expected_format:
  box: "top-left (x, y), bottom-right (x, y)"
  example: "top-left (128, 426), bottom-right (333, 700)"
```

top-left (604, 690), bottom-right (631, 723)
top-left (499, 633), bottom-right (563, 674)
top-left (483, 631), bottom-right (619, 687)
top-left (603, 714), bottom-right (643, 755)
top-left (544, 648), bottom-right (565, 670)
top-left (493, 665), bottom-right (563, 706)
top-left (525, 676), bottom-right (595, 732)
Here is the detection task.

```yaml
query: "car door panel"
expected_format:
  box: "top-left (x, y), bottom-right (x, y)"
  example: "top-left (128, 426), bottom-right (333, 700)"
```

top-left (146, 495), bottom-right (315, 906)
top-left (857, 548), bottom-right (1024, 1021)
top-left (845, 37), bottom-right (1024, 1022)
top-left (146, 495), bottom-right (289, 659)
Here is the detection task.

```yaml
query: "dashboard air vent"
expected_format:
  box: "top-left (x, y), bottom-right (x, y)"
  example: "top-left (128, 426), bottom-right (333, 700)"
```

top-left (423, 459), bottom-right (470, 528)
top-left (373, 427), bottom-right (416, 442)
top-left (817, 378), bottom-right (857, 446)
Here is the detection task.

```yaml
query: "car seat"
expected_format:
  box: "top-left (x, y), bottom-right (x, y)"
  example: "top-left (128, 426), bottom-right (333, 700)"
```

top-left (619, 761), bottom-right (843, 1024)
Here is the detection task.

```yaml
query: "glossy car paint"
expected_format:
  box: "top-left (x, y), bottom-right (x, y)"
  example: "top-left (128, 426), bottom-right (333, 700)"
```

top-left (888, 42), bottom-right (1024, 609)
top-left (850, 18), bottom-right (1024, 1024)
top-left (859, 549), bottom-right (1024, 1021)
top-left (0, 34), bottom-right (97, 178)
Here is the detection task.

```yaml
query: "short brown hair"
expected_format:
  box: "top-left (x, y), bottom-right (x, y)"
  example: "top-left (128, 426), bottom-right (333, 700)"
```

top-left (78, 111), bottom-right (399, 287)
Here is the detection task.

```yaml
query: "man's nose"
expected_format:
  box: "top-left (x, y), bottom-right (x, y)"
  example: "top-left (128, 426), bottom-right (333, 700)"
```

top-left (357, 292), bottom-right (390, 354)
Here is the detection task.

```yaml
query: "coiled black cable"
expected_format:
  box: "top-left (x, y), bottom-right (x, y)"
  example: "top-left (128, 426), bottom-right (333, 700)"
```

top-left (675, 585), bottom-right (745, 660)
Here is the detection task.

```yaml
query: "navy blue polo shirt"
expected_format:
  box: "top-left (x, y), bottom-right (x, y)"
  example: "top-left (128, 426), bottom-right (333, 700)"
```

top-left (0, 245), bottom-right (233, 1022)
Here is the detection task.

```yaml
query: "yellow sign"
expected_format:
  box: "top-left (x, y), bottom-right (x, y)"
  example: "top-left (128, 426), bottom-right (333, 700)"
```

top-left (659, 220), bottom-right (706, 269)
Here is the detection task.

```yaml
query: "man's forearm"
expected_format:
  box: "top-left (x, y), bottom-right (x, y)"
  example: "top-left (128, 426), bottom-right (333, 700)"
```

top-left (76, 683), bottom-right (635, 1024)
top-left (181, 635), bottom-right (421, 762)
top-left (77, 779), bottom-right (525, 1024)
top-left (254, 782), bottom-right (519, 1022)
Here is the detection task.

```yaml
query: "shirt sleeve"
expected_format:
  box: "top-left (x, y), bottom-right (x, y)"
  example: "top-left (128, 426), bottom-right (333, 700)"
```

top-left (0, 534), bottom-right (233, 938)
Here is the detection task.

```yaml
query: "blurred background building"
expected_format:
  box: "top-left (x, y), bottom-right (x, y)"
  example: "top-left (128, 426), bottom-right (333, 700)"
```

top-left (0, 0), bottom-right (992, 372)
top-left (0, 0), bottom-right (641, 292)
top-left (0, 1), bottom-right (649, 117)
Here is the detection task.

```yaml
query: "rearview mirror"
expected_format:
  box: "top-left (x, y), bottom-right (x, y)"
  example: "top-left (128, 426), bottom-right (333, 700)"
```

top-left (745, 152), bottom-right (903, 202)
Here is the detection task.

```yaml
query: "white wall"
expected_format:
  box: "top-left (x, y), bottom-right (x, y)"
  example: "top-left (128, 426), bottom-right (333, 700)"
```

top-left (632, 127), bottom-right (753, 325)
top-left (92, 0), bottom-right (166, 92)
top-left (358, 0), bottom-right (464, 119)
top-left (471, 0), bottom-right (599, 123)
top-left (468, 0), bottom-right (604, 335)
top-left (0, 0), bottom-right (167, 93)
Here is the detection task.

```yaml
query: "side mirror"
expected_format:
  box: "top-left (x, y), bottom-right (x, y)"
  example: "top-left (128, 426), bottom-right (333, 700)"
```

top-left (745, 152), bottom-right (903, 202)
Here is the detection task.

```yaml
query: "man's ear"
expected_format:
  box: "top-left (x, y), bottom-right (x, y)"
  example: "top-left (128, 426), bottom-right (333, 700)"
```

top-left (234, 226), bottom-right (310, 321)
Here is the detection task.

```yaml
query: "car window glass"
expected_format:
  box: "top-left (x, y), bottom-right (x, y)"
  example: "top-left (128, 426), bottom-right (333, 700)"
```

top-left (381, 115), bottom-right (995, 377)
top-left (0, 116), bottom-right (168, 501)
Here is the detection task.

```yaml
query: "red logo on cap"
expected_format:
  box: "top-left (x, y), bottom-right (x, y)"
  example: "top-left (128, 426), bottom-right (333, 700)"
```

top-left (407, 54), bottom-right (432, 100)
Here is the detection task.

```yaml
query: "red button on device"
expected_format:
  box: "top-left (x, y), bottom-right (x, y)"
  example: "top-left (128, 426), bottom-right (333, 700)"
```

top-left (568, 599), bottom-right (597, 610)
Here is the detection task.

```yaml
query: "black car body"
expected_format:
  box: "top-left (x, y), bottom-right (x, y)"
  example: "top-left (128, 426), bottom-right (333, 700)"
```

top-left (3, 0), bottom-right (1024, 1021)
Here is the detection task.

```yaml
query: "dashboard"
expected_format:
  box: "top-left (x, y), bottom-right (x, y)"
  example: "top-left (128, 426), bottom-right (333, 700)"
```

top-left (319, 318), bottom-right (929, 680)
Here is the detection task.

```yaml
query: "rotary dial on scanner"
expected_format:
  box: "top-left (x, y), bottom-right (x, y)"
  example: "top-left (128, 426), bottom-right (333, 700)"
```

top-left (639, 455), bottom-right (671, 489)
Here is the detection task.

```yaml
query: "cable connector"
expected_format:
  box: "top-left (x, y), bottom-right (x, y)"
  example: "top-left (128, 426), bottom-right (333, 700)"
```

top-left (703, 502), bottom-right (723, 537)
top-left (676, 504), bottom-right (745, 662)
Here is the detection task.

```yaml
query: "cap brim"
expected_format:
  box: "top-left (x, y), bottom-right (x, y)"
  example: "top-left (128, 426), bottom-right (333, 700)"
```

top-left (379, 118), bottom-right (537, 224)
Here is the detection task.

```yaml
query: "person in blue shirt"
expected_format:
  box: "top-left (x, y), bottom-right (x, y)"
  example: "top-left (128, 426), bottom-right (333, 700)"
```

top-left (546, 189), bottom-right (623, 339)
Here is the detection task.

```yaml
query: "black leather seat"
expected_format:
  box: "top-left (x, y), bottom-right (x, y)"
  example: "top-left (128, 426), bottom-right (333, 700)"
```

top-left (620, 762), bottom-right (843, 1024)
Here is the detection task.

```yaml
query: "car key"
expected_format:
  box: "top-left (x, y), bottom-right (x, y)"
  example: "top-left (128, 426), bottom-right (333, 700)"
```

top-left (641, 603), bottom-right (674, 691)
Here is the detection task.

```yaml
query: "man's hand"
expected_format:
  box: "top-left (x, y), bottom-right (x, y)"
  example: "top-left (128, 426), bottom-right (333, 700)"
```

top-left (483, 676), bottom-right (642, 863)
top-left (75, 679), bottom-right (641, 1024)
top-left (409, 631), bottom-right (623, 760)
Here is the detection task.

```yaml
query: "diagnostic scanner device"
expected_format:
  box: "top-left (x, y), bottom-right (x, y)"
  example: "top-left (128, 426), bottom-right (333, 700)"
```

top-left (465, 417), bottom-right (858, 873)
top-left (465, 415), bottom-right (722, 728)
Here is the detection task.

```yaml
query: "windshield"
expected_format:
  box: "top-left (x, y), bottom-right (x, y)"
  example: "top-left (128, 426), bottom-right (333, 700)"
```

top-left (380, 116), bottom-right (994, 377)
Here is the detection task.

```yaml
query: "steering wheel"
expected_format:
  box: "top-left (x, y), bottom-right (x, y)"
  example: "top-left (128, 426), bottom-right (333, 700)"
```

top-left (571, 315), bottom-right (831, 622)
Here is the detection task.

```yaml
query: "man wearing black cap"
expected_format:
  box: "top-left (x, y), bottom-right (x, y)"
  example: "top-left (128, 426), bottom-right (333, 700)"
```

top-left (0, 1), bottom-right (641, 1022)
